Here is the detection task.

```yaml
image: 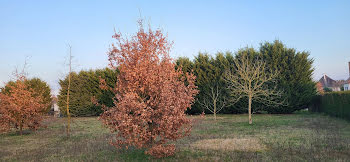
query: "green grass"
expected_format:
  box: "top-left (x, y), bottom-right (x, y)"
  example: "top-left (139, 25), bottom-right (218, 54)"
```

top-left (1, 113), bottom-right (350, 161)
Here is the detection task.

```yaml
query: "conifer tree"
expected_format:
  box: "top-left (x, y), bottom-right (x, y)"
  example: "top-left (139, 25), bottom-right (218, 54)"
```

top-left (259, 40), bottom-right (315, 113)
top-left (58, 68), bottom-right (118, 116)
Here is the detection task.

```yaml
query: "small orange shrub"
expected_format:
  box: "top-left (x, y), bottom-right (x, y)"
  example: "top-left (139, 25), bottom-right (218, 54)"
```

top-left (0, 76), bottom-right (48, 135)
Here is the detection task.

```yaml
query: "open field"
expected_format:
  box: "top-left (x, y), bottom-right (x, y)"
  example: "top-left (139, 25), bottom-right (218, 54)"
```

top-left (1, 112), bottom-right (350, 161)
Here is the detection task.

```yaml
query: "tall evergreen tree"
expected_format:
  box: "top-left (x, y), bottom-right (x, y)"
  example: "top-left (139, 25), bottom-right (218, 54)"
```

top-left (176, 40), bottom-right (315, 114)
top-left (259, 40), bottom-right (316, 113)
top-left (175, 57), bottom-right (193, 74)
top-left (192, 53), bottom-right (217, 114)
top-left (176, 52), bottom-right (235, 114)
top-left (58, 68), bottom-right (118, 116)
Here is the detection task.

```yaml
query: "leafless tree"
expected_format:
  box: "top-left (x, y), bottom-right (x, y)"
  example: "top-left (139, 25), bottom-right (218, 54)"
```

top-left (224, 53), bottom-right (286, 124)
top-left (198, 85), bottom-right (228, 121)
top-left (12, 56), bottom-right (30, 79)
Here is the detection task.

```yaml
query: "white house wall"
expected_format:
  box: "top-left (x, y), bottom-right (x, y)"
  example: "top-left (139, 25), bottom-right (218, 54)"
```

top-left (344, 84), bottom-right (350, 91)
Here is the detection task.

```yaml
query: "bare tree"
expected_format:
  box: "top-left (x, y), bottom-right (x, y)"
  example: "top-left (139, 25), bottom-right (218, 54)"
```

top-left (198, 85), bottom-right (228, 121)
top-left (224, 53), bottom-right (286, 124)
top-left (12, 56), bottom-right (30, 79)
top-left (66, 44), bottom-right (72, 137)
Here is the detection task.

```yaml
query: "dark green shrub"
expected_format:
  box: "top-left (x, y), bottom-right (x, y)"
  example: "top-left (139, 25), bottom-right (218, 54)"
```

top-left (58, 68), bottom-right (118, 116)
top-left (260, 40), bottom-right (316, 114)
top-left (309, 95), bottom-right (322, 112)
top-left (176, 40), bottom-right (316, 114)
top-left (310, 91), bottom-right (350, 120)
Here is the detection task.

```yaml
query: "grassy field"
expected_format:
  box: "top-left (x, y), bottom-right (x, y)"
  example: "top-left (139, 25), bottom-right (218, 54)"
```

top-left (1, 112), bottom-right (350, 161)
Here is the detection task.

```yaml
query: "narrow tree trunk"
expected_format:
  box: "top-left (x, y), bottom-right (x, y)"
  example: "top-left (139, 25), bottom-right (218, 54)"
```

top-left (248, 95), bottom-right (252, 124)
top-left (19, 123), bottom-right (23, 135)
top-left (214, 101), bottom-right (217, 121)
top-left (149, 122), bottom-right (154, 147)
top-left (66, 77), bottom-right (71, 137)
top-left (66, 45), bottom-right (72, 137)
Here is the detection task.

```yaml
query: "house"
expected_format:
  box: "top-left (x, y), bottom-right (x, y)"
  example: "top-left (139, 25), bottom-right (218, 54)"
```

top-left (344, 79), bottom-right (350, 91)
top-left (318, 61), bottom-right (350, 92)
top-left (51, 96), bottom-right (60, 117)
top-left (318, 74), bottom-right (342, 92)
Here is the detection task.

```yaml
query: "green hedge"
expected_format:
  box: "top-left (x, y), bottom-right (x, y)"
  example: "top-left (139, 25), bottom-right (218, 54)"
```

top-left (58, 68), bottom-right (118, 117)
top-left (310, 91), bottom-right (350, 120)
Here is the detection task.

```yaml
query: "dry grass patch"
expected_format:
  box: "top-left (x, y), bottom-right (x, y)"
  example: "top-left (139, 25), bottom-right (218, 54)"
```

top-left (191, 138), bottom-right (266, 152)
top-left (1, 114), bottom-right (350, 161)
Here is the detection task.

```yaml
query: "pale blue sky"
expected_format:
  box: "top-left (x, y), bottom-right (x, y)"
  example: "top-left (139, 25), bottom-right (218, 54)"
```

top-left (1, 0), bottom-right (350, 94)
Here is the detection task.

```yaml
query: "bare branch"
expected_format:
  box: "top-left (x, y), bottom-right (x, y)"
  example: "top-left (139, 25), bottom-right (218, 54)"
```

top-left (198, 84), bottom-right (228, 120)
top-left (224, 52), bottom-right (287, 124)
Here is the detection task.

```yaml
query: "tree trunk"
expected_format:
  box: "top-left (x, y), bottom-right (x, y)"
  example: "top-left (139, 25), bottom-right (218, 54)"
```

top-left (19, 123), bottom-right (23, 135)
top-left (148, 122), bottom-right (155, 147)
top-left (214, 101), bottom-right (217, 121)
top-left (248, 95), bottom-right (252, 124)
top-left (66, 73), bottom-right (71, 137)
top-left (66, 45), bottom-right (72, 137)
top-left (66, 99), bottom-right (70, 136)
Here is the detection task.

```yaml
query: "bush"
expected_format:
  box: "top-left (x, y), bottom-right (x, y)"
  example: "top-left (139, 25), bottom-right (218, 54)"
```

top-left (1, 77), bottom-right (52, 113)
top-left (309, 95), bottom-right (322, 112)
top-left (310, 91), bottom-right (350, 120)
top-left (99, 20), bottom-right (198, 158)
top-left (0, 76), bottom-right (48, 135)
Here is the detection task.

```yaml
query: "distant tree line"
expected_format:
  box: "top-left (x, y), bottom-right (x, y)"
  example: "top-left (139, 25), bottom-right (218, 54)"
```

top-left (176, 40), bottom-right (316, 114)
top-left (56, 40), bottom-right (316, 116)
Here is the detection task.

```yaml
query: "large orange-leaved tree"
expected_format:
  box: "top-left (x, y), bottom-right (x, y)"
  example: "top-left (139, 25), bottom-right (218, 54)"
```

top-left (97, 20), bottom-right (198, 158)
top-left (0, 75), bottom-right (49, 135)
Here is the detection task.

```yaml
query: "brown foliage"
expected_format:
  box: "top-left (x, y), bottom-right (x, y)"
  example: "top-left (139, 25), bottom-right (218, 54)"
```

top-left (145, 144), bottom-right (176, 158)
top-left (98, 20), bottom-right (198, 158)
top-left (0, 76), bottom-right (48, 135)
